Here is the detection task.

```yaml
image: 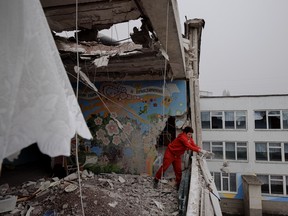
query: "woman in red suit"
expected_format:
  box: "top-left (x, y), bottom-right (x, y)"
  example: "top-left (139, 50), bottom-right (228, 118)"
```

top-left (154, 126), bottom-right (207, 189)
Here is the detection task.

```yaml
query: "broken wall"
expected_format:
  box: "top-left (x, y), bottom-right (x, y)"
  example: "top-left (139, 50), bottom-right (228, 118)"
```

top-left (73, 80), bottom-right (188, 175)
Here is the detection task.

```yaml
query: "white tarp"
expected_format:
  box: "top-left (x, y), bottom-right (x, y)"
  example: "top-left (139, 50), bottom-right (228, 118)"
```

top-left (0, 0), bottom-right (92, 163)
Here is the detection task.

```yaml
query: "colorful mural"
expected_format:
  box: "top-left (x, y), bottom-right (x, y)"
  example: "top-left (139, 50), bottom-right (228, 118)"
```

top-left (74, 80), bottom-right (187, 175)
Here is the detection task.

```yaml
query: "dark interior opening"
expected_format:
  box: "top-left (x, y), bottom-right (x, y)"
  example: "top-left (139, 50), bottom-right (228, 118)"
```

top-left (0, 143), bottom-right (52, 186)
top-left (156, 116), bottom-right (176, 148)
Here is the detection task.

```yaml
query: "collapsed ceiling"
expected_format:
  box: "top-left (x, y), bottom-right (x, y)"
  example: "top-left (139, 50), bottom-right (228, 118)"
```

top-left (40, 0), bottom-right (187, 81)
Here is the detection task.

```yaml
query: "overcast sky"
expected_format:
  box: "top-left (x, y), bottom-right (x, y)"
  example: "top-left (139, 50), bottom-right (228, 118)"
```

top-left (177, 0), bottom-right (288, 96)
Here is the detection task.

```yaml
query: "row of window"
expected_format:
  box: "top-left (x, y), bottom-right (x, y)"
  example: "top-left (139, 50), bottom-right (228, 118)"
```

top-left (256, 142), bottom-right (288, 162)
top-left (203, 141), bottom-right (288, 162)
top-left (201, 110), bottom-right (288, 130)
top-left (258, 174), bottom-right (288, 195)
top-left (201, 111), bottom-right (246, 129)
top-left (203, 141), bottom-right (248, 160)
top-left (212, 172), bottom-right (288, 196)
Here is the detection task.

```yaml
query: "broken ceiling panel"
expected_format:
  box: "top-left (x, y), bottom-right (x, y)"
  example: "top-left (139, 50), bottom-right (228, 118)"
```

top-left (56, 38), bottom-right (168, 81)
top-left (41, 0), bottom-right (187, 80)
top-left (40, 0), bottom-right (141, 32)
top-left (56, 38), bottom-right (142, 55)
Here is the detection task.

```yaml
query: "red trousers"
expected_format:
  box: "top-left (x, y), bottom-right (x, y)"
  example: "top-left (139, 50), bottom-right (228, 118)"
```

top-left (155, 148), bottom-right (182, 185)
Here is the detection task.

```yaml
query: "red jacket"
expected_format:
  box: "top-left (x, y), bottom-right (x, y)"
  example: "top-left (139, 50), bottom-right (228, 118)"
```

top-left (168, 132), bottom-right (201, 157)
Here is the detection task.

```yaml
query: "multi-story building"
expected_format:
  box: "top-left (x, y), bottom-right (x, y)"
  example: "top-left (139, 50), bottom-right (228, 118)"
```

top-left (200, 94), bottom-right (288, 215)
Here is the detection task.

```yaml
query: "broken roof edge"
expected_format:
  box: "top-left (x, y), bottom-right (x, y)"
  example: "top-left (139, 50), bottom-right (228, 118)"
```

top-left (170, 0), bottom-right (186, 78)
top-left (136, 0), bottom-right (186, 79)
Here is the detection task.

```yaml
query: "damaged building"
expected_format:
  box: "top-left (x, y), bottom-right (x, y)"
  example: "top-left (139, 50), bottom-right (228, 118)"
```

top-left (40, 0), bottom-right (205, 178)
top-left (0, 0), bottom-right (222, 215)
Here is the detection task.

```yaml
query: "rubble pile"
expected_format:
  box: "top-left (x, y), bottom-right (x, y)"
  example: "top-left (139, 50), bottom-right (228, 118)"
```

top-left (0, 170), bottom-right (179, 216)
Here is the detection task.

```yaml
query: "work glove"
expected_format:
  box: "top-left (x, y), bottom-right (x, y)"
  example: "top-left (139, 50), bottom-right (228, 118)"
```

top-left (199, 149), bottom-right (214, 158)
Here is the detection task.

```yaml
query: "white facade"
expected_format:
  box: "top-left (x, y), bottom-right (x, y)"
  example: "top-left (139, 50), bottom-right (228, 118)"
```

top-left (200, 94), bottom-right (288, 200)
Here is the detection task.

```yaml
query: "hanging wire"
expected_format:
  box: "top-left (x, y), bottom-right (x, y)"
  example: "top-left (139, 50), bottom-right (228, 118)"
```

top-left (114, 37), bottom-right (131, 43)
top-left (74, 1), bottom-right (86, 215)
top-left (71, 1), bottom-right (171, 213)
top-left (114, 24), bottom-right (119, 41)
top-left (67, 71), bottom-right (149, 124)
top-left (159, 0), bottom-right (170, 202)
top-left (127, 20), bottom-right (130, 49)
top-left (113, 24), bottom-right (122, 57)
top-left (110, 26), bottom-right (113, 52)
top-left (67, 69), bottom-right (137, 147)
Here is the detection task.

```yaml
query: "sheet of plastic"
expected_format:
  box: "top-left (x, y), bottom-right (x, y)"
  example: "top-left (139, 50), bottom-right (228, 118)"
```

top-left (0, 0), bottom-right (92, 162)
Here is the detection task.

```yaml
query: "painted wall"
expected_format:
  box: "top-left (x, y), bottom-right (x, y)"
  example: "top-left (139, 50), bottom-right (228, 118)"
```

top-left (73, 80), bottom-right (187, 175)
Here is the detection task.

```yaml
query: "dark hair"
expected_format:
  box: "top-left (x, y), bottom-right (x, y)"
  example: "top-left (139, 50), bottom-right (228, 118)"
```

top-left (183, 126), bottom-right (193, 133)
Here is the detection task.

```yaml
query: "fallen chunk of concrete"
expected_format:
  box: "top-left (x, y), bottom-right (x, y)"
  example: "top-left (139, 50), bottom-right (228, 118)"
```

top-left (0, 183), bottom-right (9, 194)
top-left (25, 206), bottom-right (34, 216)
top-left (64, 184), bottom-right (78, 192)
top-left (118, 176), bottom-right (125, 183)
top-left (153, 199), bottom-right (164, 211)
top-left (64, 173), bottom-right (78, 181)
top-left (0, 195), bottom-right (17, 213)
top-left (108, 201), bottom-right (118, 208)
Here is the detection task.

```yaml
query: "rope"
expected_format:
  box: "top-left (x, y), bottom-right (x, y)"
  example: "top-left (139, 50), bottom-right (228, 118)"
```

top-left (74, 1), bottom-right (85, 215)
top-left (158, 1), bottom-right (170, 206)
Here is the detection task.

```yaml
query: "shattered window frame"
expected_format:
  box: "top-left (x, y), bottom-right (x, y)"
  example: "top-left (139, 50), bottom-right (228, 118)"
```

top-left (211, 111), bottom-right (223, 129)
top-left (235, 111), bottom-right (247, 129)
top-left (255, 110), bottom-right (288, 130)
top-left (201, 110), bottom-right (247, 130)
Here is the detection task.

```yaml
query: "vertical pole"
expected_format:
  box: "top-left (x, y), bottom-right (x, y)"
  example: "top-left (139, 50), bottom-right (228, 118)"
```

top-left (186, 20), bottom-right (204, 147)
top-left (188, 72), bottom-right (197, 142)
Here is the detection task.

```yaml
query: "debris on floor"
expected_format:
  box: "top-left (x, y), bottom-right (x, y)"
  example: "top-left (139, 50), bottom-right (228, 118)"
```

top-left (0, 171), bottom-right (179, 216)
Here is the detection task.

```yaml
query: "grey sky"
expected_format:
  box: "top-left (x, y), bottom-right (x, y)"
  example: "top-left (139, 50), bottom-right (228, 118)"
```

top-left (178, 0), bottom-right (288, 96)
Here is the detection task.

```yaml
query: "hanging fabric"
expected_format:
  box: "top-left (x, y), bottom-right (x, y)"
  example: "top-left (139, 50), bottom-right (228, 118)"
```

top-left (0, 0), bottom-right (92, 163)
